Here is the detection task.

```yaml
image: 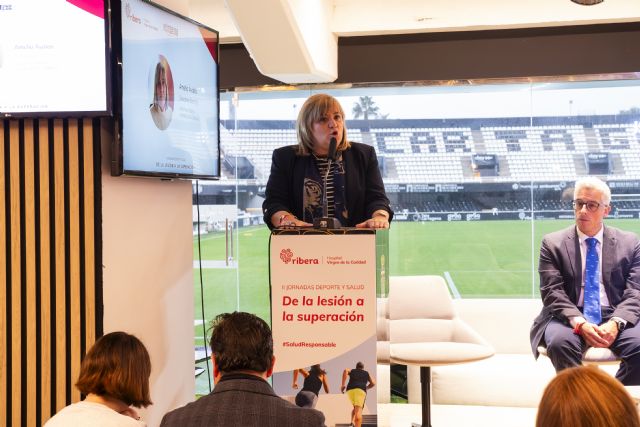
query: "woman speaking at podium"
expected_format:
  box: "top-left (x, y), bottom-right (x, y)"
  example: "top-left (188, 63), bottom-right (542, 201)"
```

top-left (263, 94), bottom-right (393, 229)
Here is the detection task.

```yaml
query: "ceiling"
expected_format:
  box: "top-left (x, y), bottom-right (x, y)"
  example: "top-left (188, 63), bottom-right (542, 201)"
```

top-left (154, 0), bottom-right (640, 83)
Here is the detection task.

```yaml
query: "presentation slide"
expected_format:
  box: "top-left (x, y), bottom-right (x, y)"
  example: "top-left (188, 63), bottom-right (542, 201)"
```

top-left (0, 0), bottom-right (107, 114)
top-left (121, 0), bottom-right (219, 178)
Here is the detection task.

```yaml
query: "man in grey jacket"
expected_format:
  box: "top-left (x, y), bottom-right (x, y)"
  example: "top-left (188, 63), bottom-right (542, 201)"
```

top-left (530, 177), bottom-right (640, 384)
top-left (160, 312), bottom-right (325, 427)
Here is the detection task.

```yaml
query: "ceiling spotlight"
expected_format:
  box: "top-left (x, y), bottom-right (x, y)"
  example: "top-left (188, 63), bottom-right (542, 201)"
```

top-left (571, 0), bottom-right (604, 4)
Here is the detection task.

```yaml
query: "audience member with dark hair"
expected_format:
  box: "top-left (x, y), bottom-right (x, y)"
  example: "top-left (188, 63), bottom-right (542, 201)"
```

top-left (160, 311), bottom-right (325, 427)
top-left (537, 366), bottom-right (640, 427)
top-left (293, 364), bottom-right (329, 408)
top-left (44, 331), bottom-right (152, 426)
top-left (341, 361), bottom-right (376, 427)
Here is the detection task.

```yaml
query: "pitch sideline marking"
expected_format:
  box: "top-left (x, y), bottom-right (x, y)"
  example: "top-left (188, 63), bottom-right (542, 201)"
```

top-left (444, 271), bottom-right (461, 299)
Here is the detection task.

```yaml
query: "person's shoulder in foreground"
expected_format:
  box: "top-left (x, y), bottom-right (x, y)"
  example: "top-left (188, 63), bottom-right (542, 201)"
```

top-left (160, 382), bottom-right (325, 427)
top-left (44, 331), bottom-right (152, 427)
top-left (537, 365), bottom-right (640, 427)
top-left (45, 400), bottom-right (145, 427)
top-left (160, 311), bottom-right (325, 427)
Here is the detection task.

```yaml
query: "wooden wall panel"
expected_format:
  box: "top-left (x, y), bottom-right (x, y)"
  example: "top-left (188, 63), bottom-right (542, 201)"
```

top-left (38, 121), bottom-right (52, 423)
top-left (0, 121), bottom-right (7, 425)
top-left (9, 120), bottom-right (21, 427)
top-left (53, 120), bottom-right (66, 414)
top-left (82, 121), bottom-right (96, 356)
top-left (67, 120), bottom-right (81, 404)
top-left (0, 118), bottom-right (102, 427)
top-left (24, 120), bottom-right (37, 427)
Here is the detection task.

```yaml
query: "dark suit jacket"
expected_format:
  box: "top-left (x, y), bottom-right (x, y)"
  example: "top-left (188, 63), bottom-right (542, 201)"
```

top-left (262, 142), bottom-right (393, 229)
top-left (160, 373), bottom-right (325, 427)
top-left (530, 225), bottom-right (640, 357)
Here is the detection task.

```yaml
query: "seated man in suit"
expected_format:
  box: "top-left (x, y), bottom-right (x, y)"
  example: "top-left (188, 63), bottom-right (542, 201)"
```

top-left (160, 312), bottom-right (325, 427)
top-left (530, 176), bottom-right (640, 385)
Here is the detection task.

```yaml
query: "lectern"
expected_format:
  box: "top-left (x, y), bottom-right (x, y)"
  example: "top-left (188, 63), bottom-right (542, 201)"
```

top-left (270, 228), bottom-right (388, 427)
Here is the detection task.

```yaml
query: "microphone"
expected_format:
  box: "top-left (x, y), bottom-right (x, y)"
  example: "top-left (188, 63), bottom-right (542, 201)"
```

top-left (313, 137), bottom-right (341, 229)
top-left (328, 136), bottom-right (337, 161)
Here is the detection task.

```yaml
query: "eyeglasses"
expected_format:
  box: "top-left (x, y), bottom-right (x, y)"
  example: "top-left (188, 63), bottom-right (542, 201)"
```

top-left (573, 199), bottom-right (606, 212)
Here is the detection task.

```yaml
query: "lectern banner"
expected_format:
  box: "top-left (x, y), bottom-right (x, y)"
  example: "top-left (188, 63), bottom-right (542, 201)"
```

top-left (270, 229), bottom-right (379, 426)
top-left (270, 232), bottom-right (377, 371)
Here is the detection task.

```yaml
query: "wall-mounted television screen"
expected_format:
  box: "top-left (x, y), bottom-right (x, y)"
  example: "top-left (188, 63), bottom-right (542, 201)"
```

top-left (112, 0), bottom-right (220, 180)
top-left (0, 0), bottom-right (110, 116)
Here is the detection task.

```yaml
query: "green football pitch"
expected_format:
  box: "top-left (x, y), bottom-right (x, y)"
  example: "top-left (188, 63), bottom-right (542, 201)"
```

top-left (192, 218), bottom-right (639, 392)
top-left (194, 218), bottom-right (640, 324)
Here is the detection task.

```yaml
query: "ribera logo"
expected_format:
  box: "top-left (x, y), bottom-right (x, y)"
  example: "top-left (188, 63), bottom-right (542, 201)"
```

top-left (125, 1), bottom-right (141, 23)
top-left (279, 248), bottom-right (319, 265)
top-left (0, 4), bottom-right (13, 11)
top-left (280, 248), bottom-right (293, 264)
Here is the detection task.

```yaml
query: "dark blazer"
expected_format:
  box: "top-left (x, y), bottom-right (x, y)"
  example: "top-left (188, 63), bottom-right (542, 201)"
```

top-left (160, 373), bottom-right (325, 427)
top-left (530, 225), bottom-right (640, 357)
top-left (262, 142), bottom-right (393, 229)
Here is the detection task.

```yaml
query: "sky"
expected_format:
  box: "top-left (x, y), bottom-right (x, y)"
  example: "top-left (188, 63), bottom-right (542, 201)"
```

top-left (220, 80), bottom-right (640, 121)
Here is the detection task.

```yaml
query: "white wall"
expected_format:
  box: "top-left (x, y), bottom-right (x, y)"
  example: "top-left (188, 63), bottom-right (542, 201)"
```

top-left (100, 122), bottom-right (194, 426)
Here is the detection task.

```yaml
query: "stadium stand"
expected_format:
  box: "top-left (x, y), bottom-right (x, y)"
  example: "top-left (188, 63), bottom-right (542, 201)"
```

top-left (594, 123), bottom-right (635, 150)
top-left (471, 154), bottom-right (499, 177)
top-left (615, 200), bottom-right (640, 209)
top-left (223, 155), bottom-right (255, 179)
top-left (220, 115), bottom-right (640, 185)
top-left (584, 152), bottom-right (611, 175)
top-left (619, 151), bottom-right (640, 176)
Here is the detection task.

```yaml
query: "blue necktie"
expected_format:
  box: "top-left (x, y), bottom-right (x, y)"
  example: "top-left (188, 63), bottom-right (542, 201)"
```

top-left (583, 237), bottom-right (602, 324)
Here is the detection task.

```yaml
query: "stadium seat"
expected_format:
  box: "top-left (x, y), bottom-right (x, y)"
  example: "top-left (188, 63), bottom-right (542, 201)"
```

top-left (219, 119), bottom-right (640, 184)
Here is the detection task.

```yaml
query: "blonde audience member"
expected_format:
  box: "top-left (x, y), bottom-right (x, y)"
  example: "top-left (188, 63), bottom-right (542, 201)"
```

top-left (262, 93), bottom-right (393, 230)
top-left (537, 366), bottom-right (640, 427)
top-left (45, 331), bottom-right (152, 427)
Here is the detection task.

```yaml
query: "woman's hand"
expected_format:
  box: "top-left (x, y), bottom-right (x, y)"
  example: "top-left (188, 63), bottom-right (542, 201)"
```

top-left (271, 211), bottom-right (312, 228)
top-left (280, 218), bottom-right (313, 228)
top-left (356, 214), bottom-right (389, 229)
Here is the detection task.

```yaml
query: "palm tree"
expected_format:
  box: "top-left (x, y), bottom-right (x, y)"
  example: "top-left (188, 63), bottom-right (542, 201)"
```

top-left (352, 96), bottom-right (380, 120)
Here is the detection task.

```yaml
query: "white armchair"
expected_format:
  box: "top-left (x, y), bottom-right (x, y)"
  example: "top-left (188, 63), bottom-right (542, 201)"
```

top-left (388, 275), bottom-right (495, 427)
top-left (537, 344), bottom-right (620, 364)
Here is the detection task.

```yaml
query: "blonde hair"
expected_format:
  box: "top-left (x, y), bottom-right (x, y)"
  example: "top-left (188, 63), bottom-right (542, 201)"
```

top-left (536, 366), bottom-right (640, 427)
top-left (295, 94), bottom-right (350, 155)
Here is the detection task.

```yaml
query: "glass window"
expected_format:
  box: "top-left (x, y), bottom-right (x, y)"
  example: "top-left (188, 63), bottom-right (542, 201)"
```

top-left (193, 77), bottom-right (640, 392)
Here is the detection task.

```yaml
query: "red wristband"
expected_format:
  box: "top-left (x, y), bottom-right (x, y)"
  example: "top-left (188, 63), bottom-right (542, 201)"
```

top-left (573, 321), bottom-right (586, 335)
